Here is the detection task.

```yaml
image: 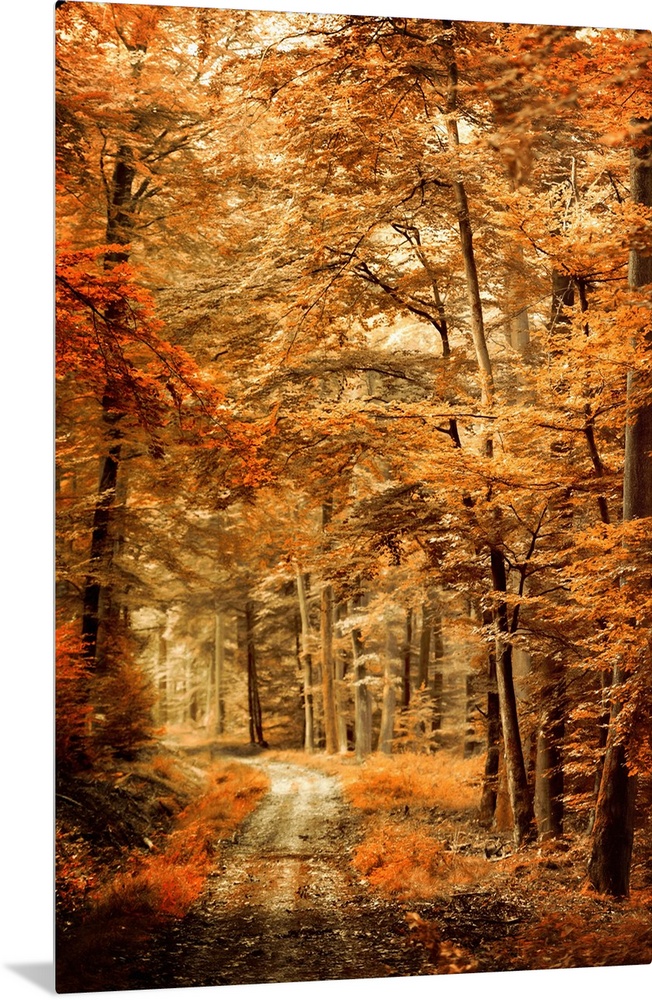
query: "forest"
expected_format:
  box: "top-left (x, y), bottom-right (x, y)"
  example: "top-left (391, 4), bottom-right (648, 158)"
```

top-left (55, 2), bottom-right (652, 991)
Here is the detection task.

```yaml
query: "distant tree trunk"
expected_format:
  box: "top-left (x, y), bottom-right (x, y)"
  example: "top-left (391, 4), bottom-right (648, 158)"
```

top-left (479, 639), bottom-right (501, 827)
top-left (509, 272), bottom-right (530, 352)
top-left (245, 600), bottom-right (264, 746)
top-left (320, 583), bottom-right (338, 754)
top-left (214, 607), bottom-right (225, 736)
top-left (335, 603), bottom-right (349, 753)
top-left (589, 120), bottom-right (652, 895)
top-left (156, 629), bottom-right (168, 726)
top-left (431, 606), bottom-right (444, 731)
top-left (351, 598), bottom-right (372, 761)
top-left (320, 501), bottom-right (338, 754)
top-left (378, 624), bottom-right (398, 754)
top-left (534, 657), bottom-right (565, 840)
top-left (402, 609), bottom-right (413, 708)
top-left (491, 548), bottom-right (534, 845)
top-left (417, 603), bottom-right (432, 692)
top-left (443, 22), bottom-right (494, 408)
top-left (295, 568), bottom-right (314, 753)
top-left (189, 662), bottom-right (199, 723)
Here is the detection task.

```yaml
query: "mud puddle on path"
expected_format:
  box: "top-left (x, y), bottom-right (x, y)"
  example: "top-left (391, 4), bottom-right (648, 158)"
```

top-left (136, 759), bottom-right (432, 989)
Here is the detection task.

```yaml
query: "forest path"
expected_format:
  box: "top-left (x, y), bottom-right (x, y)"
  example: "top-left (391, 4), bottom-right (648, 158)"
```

top-left (139, 757), bottom-right (432, 988)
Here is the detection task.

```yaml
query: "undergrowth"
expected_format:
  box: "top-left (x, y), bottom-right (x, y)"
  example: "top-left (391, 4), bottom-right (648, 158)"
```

top-left (56, 753), bottom-right (268, 992)
top-left (354, 820), bottom-right (488, 898)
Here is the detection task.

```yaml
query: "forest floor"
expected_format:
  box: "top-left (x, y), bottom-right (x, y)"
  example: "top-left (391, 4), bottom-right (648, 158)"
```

top-left (56, 737), bottom-right (652, 992)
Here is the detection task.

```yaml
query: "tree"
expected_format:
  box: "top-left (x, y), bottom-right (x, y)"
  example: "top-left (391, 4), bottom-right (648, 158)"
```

top-left (589, 118), bottom-right (652, 896)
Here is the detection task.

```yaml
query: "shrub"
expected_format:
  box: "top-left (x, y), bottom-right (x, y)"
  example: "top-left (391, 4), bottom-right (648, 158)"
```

top-left (353, 821), bottom-right (488, 898)
top-left (56, 623), bottom-right (93, 771)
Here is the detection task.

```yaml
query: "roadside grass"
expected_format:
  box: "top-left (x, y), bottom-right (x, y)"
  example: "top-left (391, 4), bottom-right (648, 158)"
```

top-left (56, 754), bottom-right (268, 992)
top-left (91, 759), bottom-right (269, 920)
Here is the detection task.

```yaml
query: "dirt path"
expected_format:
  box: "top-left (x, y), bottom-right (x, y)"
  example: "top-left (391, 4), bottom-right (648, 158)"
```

top-left (137, 759), bottom-right (432, 989)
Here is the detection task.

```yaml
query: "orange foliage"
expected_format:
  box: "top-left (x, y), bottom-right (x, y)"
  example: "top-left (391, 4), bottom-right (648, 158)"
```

top-left (90, 760), bottom-right (268, 922)
top-left (56, 623), bottom-right (93, 770)
top-left (500, 909), bottom-right (652, 970)
top-left (344, 752), bottom-right (482, 815)
top-left (353, 820), bottom-right (488, 898)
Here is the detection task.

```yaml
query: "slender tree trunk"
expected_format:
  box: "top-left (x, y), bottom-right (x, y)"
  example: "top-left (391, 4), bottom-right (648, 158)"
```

top-left (479, 641), bottom-right (501, 827)
top-left (378, 624), bottom-right (398, 754)
top-left (534, 656), bottom-right (565, 840)
top-left (245, 601), bottom-right (264, 746)
top-left (443, 23), bottom-right (493, 407)
top-left (431, 606), bottom-right (444, 731)
top-left (320, 583), bottom-right (338, 754)
top-left (214, 607), bottom-right (225, 736)
top-left (320, 501), bottom-right (338, 754)
top-left (417, 603), bottom-right (432, 691)
top-left (402, 609), bottom-right (412, 709)
top-left (333, 603), bottom-right (349, 753)
top-left (491, 548), bottom-right (535, 845)
top-left (351, 596), bottom-right (372, 761)
top-left (81, 426), bottom-right (121, 669)
top-left (156, 629), bottom-right (168, 726)
top-left (295, 568), bottom-right (314, 752)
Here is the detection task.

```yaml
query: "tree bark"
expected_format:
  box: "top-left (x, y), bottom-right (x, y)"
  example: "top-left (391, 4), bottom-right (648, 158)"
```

top-left (443, 23), bottom-right (494, 407)
top-left (491, 547), bottom-right (535, 845)
top-left (431, 605), bottom-right (444, 732)
top-left (335, 603), bottom-right (349, 753)
top-left (295, 568), bottom-right (314, 753)
top-left (479, 641), bottom-right (501, 827)
top-left (245, 601), bottom-right (265, 746)
top-left (320, 500), bottom-right (338, 754)
top-left (214, 607), bottom-right (225, 736)
top-left (320, 583), bottom-right (338, 754)
top-left (351, 597), bottom-right (372, 761)
top-left (417, 603), bottom-right (432, 691)
top-left (378, 624), bottom-right (398, 755)
top-left (402, 609), bottom-right (412, 709)
top-left (534, 656), bottom-right (565, 840)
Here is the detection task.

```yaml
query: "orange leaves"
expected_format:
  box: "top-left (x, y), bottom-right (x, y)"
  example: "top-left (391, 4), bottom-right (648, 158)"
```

top-left (56, 623), bottom-right (93, 771)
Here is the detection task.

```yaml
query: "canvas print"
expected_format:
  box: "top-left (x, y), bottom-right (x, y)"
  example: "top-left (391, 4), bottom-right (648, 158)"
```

top-left (55, 1), bottom-right (652, 993)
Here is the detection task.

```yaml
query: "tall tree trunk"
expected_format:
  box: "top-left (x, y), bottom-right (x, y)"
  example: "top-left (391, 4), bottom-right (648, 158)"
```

top-left (534, 656), bottom-right (565, 840)
top-left (214, 607), bottom-right (225, 736)
top-left (156, 629), bottom-right (168, 726)
top-left (295, 568), bottom-right (314, 753)
top-left (351, 597), bottom-right (372, 762)
top-left (402, 609), bottom-right (412, 709)
top-left (431, 606), bottom-right (444, 731)
top-left (443, 22), bottom-right (493, 407)
top-left (589, 120), bottom-right (652, 896)
top-left (378, 624), bottom-right (398, 754)
top-left (417, 603), bottom-right (432, 692)
top-left (491, 548), bottom-right (535, 845)
top-left (245, 601), bottom-right (265, 746)
top-left (320, 583), bottom-right (338, 754)
top-left (81, 420), bottom-right (121, 669)
top-left (335, 603), bottom-right (349, 753)
top-left (81, 146), bottom-right (137, 669)
top-left (320, 501), bottom-right (338, 754)
top-left (479, 636), bottom-right (501, 827)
